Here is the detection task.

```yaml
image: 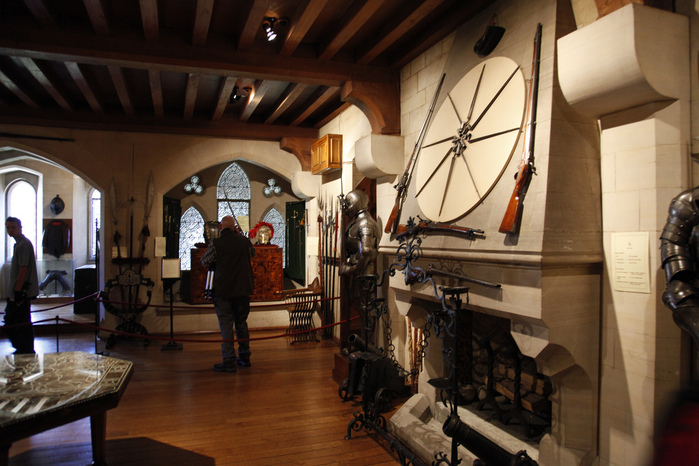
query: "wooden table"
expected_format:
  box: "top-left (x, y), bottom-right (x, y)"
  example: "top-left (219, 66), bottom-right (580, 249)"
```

top-left (0, 351), bottom-right (133, 466)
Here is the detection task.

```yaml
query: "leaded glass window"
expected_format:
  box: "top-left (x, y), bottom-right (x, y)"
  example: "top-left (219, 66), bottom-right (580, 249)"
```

top-left (179, 207), bottom-right (204, 270)
top-left (217, 163), bottom-right (250, 226)
top-left (263, 208), bottom-right (286, 267)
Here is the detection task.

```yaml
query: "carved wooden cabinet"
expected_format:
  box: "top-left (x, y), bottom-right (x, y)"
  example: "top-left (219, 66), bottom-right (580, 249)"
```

top-left (189, 248), bottom-right (208, 304)
top-left (188, 245), bottom-right (283, 303)
top-left (250, 245), bottom-right (283, 302)
top-left (311, 133), bottom-right (342, 174)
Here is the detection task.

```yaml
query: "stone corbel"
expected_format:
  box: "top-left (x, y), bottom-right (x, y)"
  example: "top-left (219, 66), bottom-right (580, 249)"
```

top-left (355, 133), bottom-right (403, 179)
top-left (341, 79), bottom-right (401, 136)
top-left (291, 170), bottom-right (319, 200)
top-left (557, 3), bottom-right (688, 119)
top-left (280, 136), bottom-right (314, 171)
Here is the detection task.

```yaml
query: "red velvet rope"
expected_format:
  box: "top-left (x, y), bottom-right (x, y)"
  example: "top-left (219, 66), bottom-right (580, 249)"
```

top-left (0, 292), bottom-right (351, 344)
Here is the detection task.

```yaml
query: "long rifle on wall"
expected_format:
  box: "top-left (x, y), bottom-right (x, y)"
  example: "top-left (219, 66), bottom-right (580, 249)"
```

top-left (499, 23), bottom-right (542, 234)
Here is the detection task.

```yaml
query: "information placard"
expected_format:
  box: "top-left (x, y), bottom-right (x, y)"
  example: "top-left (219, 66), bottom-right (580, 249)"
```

top-left (161, 258), bottom-right (181, 280)
top-left (611, 232), bottom-right (650, 294)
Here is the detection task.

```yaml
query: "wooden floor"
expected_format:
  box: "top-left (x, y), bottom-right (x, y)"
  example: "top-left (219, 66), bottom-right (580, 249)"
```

top-left (1, 328), bottom-right (401, 465)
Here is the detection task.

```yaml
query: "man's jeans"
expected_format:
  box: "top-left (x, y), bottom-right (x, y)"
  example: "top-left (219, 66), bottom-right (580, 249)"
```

top-left (3, 298), bottom-right (35, 354)
top-left (214, 296), bottom-right (251, 363)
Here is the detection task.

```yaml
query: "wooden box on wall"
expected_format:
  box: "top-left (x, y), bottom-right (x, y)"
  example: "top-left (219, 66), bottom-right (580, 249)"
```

top-left (251, 245), bottom-right (283, 302)
top-left (311, 134), bottom-right (342, 175)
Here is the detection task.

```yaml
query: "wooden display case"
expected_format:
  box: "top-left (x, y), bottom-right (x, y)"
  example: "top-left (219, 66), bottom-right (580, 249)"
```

top-left (250, 245), bottom-right (283, 302)
top-left (188, 245), bottom-right (283, 304)
top-left (311, 134), bottom-right (342, 175)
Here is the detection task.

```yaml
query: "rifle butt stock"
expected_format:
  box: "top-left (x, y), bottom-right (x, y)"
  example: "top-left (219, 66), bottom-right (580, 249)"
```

top-left (498, 191), bottom-right (522, 234)
top-left (384, 199), bottom-right (401, 234)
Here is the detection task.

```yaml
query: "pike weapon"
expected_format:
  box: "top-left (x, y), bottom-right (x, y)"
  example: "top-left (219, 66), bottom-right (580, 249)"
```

top-left (395, 217), bottom-right (484, 241)
top-left (317, 197), bottom-right (324, 293)
top-left (385, 73), bottom-right (446, 235)
top-left (499, 23), bottom-right (542, 234)
top-left (405, 265), bottom-right (501, 289)
top-left (138, 172), bottom-right (155, 270)
top-left (109, 178), bottom-right (122, 260)
top-left (330, 196), bottom-right (339, 328)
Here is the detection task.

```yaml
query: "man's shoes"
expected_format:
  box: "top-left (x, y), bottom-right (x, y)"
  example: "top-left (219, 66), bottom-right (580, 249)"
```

top-left (213, 362), bottom-right (237, 373)
top-left (236, 357), bottom-right (251, 367)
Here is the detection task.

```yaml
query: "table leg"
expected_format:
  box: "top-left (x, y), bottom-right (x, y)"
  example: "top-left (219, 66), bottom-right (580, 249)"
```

top-left (0, 444), bottom-right (8, 466)
top-left (90, 412), bottom-right (107, 466)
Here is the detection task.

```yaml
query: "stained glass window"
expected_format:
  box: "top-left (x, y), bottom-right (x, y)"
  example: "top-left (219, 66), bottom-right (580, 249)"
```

top-left (179, 207), bottom-right (204, 270)
top-left (217, 163), bottom-right (250, 226)
top-left (263, 208), bottom-right (286, 267)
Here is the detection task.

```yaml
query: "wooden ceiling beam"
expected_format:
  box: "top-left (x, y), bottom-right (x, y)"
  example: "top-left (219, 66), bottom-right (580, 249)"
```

top-left (184, 72), bottom-right (200, 119)
top-left (279, 0), bottom-right (329, 57)
top-left (0, 107), bottom-right (319, 141)
top-left (265, 83), bottom-right (307, 125)
top-left (0, 26), bottom-right (397, 86)
top-left (65, 61), bottom-right (102, 113)
top-left (148, 69), bottom-right (163, 118)
top-left (240, 79), bottom-right (271, 122)
top-left (238, 0), bottom-right (272, 49)
top-left (357, 0), bottom-right (443, 65)
top-left (17, 57), bottom-right (72, 111)
top-left (139, 0), bottom-right (160, 41)
top-left (107, 65), bottom-right (134, 115)
top-left (21, 0), bottom-right (55, 28)
top-left (82, 0), bottom-right (110, 36)
top-left (318, 0), bottom-right (385, 61)
top-left (192, 0), bottom-right (215, 46)
top-left (290, 86), bottom-right (338, 127)
top-left (0, 69), bottom-right (40, 109)
top-left (212, 76), bottom-right (236, 120)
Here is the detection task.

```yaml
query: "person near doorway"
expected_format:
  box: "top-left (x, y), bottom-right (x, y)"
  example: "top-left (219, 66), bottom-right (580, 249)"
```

top-left (4, 217), bottom-right (39, 354)
top-left (202, 215), bottom-right (255, 373)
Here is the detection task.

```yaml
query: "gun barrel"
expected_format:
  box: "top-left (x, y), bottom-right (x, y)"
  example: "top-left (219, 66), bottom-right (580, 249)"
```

top-left (348, 333), bottom-right (383, 356)
top-left (427, 266), bottom-right (501, 289)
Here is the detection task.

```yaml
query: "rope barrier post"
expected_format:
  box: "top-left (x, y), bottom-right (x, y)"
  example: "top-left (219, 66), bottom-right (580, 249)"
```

top-left (161, 278), bottom-right (182, 351)
top-left (55, 315), bottom-right (59, 353)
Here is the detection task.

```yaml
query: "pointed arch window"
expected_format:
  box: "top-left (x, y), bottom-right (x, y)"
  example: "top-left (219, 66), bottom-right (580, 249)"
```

top-left (178, 207), bottom-right (204, 270)
top-left (263, 208), bottom-right (286, 267)
top-left (5, 180), bottom-right (37, 262)
top-left (89, 188), bottom-right (101, 260)
top-left (217, 162), bottom-right (250, 224)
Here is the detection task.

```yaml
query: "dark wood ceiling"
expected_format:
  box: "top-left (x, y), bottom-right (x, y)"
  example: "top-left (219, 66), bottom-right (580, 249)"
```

top-left (0, 0), bottom-right (495, 142)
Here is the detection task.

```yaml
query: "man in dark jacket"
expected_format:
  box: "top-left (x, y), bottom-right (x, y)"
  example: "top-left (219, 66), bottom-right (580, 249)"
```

top-left (203, 215), bottom-right (255, 373)
top-left (5, 217), bottom-right (39, 354)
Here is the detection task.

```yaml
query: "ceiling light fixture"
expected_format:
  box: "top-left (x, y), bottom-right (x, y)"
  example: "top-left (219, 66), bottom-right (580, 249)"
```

top-left (262, 17), bottom-right (288, 42)
top-left (229, 86), bottom-right (252, 104)
top-left (184, 175), bottom-right (204, 195)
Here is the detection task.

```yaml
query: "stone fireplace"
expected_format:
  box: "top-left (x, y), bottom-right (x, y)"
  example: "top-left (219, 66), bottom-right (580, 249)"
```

top-left (365, 2), bottom-right (689, 465)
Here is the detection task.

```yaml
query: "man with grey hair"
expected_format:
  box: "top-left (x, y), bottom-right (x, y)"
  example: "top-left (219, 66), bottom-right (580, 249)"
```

top-left (4, 216), bottom-right (39, 354)
top-left (202, 215), bottom-right (255, 373)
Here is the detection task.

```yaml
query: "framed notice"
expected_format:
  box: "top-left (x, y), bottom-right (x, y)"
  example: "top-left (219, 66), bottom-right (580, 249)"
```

top-left (611, 232), bottom-right (650, 294)
top-left (154, 237), bottom-right (167, 257)
top-left (161, 258), bottom-right (181, 280)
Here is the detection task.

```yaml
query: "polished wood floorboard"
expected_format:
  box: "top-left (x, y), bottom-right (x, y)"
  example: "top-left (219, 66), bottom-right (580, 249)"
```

top-left (1, 329), bottom-right (400, 465)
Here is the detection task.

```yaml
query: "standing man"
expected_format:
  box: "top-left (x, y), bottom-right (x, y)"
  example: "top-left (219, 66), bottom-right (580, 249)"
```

top-left (202, 215), bottom-right (255, 373)
top-left (4, 217), bottom-right (39, 354)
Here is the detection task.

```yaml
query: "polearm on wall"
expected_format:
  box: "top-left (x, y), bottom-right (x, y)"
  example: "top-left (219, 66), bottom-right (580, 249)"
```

top-left (384, 73), bottom-right (446, 236)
